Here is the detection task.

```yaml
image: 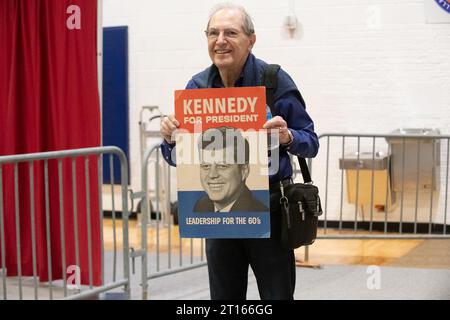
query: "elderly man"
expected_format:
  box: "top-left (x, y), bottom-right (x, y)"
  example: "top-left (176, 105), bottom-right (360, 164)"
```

top-left (160, 3), bottom-right (319, 300)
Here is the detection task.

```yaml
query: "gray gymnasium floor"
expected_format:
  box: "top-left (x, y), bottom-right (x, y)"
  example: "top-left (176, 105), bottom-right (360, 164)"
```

top-left (130, 263), bottom-right (450, 300)
top-left (122, 243), bottom-right (450, 300)
top-left (3, 249), bottom-right (450, 300)
top-left (2, 260), bottom-right (450, 300)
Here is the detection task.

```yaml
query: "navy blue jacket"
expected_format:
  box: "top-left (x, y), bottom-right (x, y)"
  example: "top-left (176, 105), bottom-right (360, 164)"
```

top-left (161, 53), bottom-right (319, 184)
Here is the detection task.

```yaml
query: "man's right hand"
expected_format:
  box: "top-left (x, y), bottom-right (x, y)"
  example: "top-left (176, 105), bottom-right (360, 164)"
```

top-left (160, 115), bottom-right (180, 144)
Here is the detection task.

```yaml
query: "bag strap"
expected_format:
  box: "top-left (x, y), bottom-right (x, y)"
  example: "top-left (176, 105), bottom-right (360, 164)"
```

top-left (263, 64), bottom-right (312, 184)
top-left (262, 64), bottom-right (279, 113)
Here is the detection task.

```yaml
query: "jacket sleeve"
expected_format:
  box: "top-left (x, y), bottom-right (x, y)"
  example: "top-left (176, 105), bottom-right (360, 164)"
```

top-left (275, 69), bottom-right (319, 158)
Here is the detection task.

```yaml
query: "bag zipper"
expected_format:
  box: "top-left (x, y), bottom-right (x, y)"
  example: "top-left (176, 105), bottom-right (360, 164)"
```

top-left (317, 197), bottom-right (320, 214)
top-left (298, 201), bottom-right (305, 221)
top-left (279, 181), bottom-right (291, 229)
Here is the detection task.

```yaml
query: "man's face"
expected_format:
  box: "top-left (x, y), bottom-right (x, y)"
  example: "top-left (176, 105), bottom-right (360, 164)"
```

top-left (199, 148), bottom-right (249, 206)
top-left (206, 8), bottom-right (256, 72)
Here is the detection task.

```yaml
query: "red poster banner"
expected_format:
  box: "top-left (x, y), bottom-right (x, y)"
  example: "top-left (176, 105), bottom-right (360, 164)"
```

top-left (175, 86), bottom-right (267, 132)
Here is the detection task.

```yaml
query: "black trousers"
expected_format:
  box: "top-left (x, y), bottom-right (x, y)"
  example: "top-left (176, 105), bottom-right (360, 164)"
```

top-left (205, 189), bottom-right (296, 300)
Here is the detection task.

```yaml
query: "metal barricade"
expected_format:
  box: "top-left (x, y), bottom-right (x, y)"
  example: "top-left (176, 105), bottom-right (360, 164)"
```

top-left (0, 146), bottom-right (130, 300)
top-left (134, 143), bottom-right (206, 300)
top-left (305, 132), bottom-right (449, 240)
top-left (136, 106), bottom-right (171, 227)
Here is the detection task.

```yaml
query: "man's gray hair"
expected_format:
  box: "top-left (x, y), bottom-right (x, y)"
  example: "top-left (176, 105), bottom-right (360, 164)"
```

top-left (206, 3), bottom-right (255, 36)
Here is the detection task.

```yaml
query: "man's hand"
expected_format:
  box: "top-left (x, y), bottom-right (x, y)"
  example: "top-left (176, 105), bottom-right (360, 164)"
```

top-left (263, 116), bottom-right (293, 145)
top-left (160, 115), bottom-right (180, 144)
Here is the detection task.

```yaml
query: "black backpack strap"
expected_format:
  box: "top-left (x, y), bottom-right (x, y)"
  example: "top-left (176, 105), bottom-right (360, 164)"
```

top-left (262, 64), bottom-right (280, 117)
top-left (263, 64), bottom-right (312, 184)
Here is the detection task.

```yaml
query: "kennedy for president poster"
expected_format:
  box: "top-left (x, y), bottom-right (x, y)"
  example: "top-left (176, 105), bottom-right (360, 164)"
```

top-left (175, 87), bottom-right (271, 238)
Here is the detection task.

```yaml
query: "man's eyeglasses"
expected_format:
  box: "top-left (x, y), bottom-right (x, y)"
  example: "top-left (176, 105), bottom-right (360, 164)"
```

top-left (204, 28), bottom-right (241, 40)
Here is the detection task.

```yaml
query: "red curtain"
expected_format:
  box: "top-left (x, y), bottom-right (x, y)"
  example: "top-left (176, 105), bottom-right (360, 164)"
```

top-left (0, 0), bottom-right (101, 285)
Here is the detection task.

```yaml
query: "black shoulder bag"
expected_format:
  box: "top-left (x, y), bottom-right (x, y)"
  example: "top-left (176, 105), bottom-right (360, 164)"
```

top-left (263, 64), bottom-right (323, 249)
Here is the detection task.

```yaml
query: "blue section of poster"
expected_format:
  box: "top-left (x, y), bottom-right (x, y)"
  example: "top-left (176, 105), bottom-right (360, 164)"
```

top-left (178, 190), bottom-right (271, 238)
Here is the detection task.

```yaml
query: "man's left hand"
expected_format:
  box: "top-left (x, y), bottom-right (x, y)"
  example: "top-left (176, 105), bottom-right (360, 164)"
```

top-left (263, 116), bottom-right (293, 145)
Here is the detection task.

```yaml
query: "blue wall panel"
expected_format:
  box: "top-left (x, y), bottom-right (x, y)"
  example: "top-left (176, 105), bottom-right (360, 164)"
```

top-left (102, 26), bottom-right (129, 184)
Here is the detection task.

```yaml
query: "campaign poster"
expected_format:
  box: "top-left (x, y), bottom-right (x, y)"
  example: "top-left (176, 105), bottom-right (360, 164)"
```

top-left (174, 87), bottom-right (271, 238)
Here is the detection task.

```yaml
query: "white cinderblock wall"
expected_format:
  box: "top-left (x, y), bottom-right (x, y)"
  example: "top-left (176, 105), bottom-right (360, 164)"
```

top-left (103, 0), bottom-right (450, 223)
